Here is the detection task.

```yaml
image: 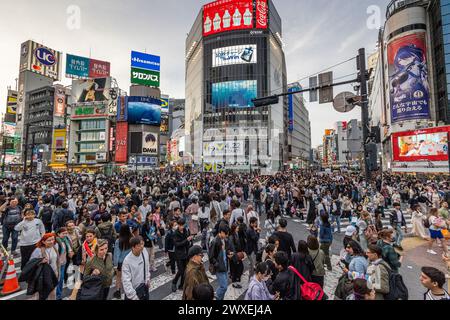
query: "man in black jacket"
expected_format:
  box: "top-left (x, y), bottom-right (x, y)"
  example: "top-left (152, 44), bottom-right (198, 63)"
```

top-left (212, 210), bottom-right (231, 237)
top-left (172, 218), bottom-right (193, 292)
top-left (269, 251), bottom-right (291, 300)
top-left (273, 219), bottom-right (296, 262)
top-left (246, 217), bottom-right (260, 280)
top-left (209, 224), bottom-right (231, 300)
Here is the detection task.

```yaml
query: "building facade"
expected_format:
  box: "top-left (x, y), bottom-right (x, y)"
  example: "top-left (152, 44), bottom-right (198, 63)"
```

top-left (185, 0), bottom-right (288, 173)
top-left (287, 83), bottom-right (311, 168)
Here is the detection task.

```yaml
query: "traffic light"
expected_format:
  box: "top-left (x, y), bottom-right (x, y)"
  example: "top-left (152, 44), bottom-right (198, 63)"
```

top-left (366, 142), bottom-right (378, 171)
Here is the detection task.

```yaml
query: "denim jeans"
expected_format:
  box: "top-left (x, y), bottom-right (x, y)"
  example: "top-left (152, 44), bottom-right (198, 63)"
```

top-left (2, 224), bottom-right (19, 252)
top-left (330, 215), bottom-right (341, 233)
top-left (395, 225), bottom-right (404, 247)
top-left (254, 201), bottom-right (263, 216)
top-left (216, 272), bottom-right (228, 300)
top-left (56, 264), bottom-right (66, 300)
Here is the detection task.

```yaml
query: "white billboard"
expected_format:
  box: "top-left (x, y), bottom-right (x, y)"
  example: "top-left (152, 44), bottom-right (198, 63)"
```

top-left (142, 132), bottom-right (158, 155)
top-left (203, 141), bottom-right (244, 157)
top-left (212, 45), bottom-right (257, 67)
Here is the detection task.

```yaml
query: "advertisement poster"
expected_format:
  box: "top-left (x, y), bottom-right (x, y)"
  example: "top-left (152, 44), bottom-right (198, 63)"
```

top-left (66, 54), bottom-right (90, 78)
top-left (19, 40), bottom-right (62, 81)
top-left (203, 0), bottom-right (254, 37)
top-left (117, 96), bottom-right (128, 122)
top-left (72, 78), bottom-right (111, 103)
top-left (142, 132), bottom-right (158, 155)
top-left (115, 122), bottom-right (129, 163)
top-left (203, 141), bottom-right (244, 157)
top-left (4, 123), bottom-right (17, 137)
top-left (54, 85), bottom-right (66, 117)
top-left (51, 129), bottom-right (67, 164)
top-left (212, 80), bottom-right (257, 109)
top-left (392, 126), bottom-right (450, 162)
top-left (213, 45), bottom-right (257, 67)
top-left (255, 0), bottom-right (268, 29)
top-left (127, 96), bottom-right (161, 126)
top-left (5, 90), bottom-right (17, 123)
top-left (387, 33), bottom-right (430, 122)
top-left (131, 51), bottom-right (160, 72)
top-left (72, 104), bottom-right (107, 119)
top-left (131, 67), bottom-right (160, 87)
top-left (89, 59), bottom-right (111, 78)
top-left (160, 115), bottom-right (169, 136)
top-left (160, 97), bottom-right (169, 113)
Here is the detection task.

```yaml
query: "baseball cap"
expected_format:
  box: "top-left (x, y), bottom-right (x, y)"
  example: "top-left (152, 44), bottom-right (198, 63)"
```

top-left (345, 226), bottom-right (357, 237)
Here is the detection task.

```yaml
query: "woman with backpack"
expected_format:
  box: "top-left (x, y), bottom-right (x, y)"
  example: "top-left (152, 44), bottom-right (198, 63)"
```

top-left (113, 224), bottom-right (132, 299)
top-left (198, 201), bottom-right (210, 251)
top-left (80, 229), bottom-right (98, 277)
top-left (307, 236), bottom-right (326, 288)
top-left (290, 240), bottom-right (316, 299)
top-left (377, 229), bottom-right (402, 273)
top-left (83, 239), bottom-right (114, 300)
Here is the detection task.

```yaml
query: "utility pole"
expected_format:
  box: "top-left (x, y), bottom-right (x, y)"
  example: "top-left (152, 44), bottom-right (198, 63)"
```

top-left (30, 132), bottom-right (35, 177)
top-left (23, 123), bottom-right (29, 177)
top-left (357, 48), bottom-right (371, 182)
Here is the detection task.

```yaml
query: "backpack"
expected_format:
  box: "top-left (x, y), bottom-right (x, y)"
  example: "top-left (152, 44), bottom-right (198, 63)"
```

top-left (77, 275), bottom-right (104, 300)
top-left (423, 216), bottom-right (431, 229)
top-left (98, 225), bottom-right (115, 253)
top-left (288, 266), bottom-right (325, 300)
top-left (255, 247), bottom-right (264, 263)
top-left (3, 207), bottom-right (22, 227)
top-left (41, 206), bottom-right (53, 225)
top-left (382, 262), bottom-right (408, 300)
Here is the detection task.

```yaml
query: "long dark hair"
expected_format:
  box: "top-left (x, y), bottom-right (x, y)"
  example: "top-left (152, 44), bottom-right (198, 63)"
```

top-left (119, 224), bottom-right (132, 251)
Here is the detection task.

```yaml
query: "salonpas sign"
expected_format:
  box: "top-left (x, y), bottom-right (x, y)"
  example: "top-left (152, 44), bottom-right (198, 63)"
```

top-left (131, 67), bottom-right (160, 87)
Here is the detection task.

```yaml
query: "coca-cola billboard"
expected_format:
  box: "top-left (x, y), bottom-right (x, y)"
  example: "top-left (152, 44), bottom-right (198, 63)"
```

top-left (256, 0), bottom-right (268, 29)
top-left (203, 0), bottom-right (254, 37)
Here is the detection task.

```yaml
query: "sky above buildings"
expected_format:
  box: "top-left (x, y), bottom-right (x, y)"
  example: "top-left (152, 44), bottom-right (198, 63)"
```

top-left (0, 0), bottom-right (391, 147)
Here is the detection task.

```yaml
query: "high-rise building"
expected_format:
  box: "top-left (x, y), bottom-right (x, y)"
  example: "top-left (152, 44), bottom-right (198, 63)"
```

top-left (25, 85), bottom-right (69, 173)
top-left (185, 0), bottom-right (288, 173)
top-left (287, 83), bottom-right (311, 168)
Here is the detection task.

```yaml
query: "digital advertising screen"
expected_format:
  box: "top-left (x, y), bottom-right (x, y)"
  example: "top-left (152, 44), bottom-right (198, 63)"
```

top-left (392, 126), bottom-right (450, 162)
top-left (387, 33), bottom-right (430, 123)
top-left (212, 80), bottom-right (257, 109)
top-left (212, 45), bottom-right (257, 67)
top-left (127, 96), bottom-right (161, 126)
top-left (203, 0), bottom-right (254, 37)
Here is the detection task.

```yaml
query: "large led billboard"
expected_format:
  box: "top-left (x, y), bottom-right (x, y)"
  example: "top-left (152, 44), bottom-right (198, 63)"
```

top-left (72, 78), bottom-right (111, 103)
top-left (392, 126), bottom-right (450, 162)
top-left (212, 45), bottom-right (257, 67)
top-left (212, 80), bottom-right (257, 109)
top-left (203, 0), bottom-right (254, 37)
top-left (387, 33), bottom-right (430, 123)
top-left (127, 97), bottom-right (161, 126)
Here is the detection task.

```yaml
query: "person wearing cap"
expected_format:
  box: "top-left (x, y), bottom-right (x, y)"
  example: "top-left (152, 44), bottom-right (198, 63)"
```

top-left (182, 245), bottom-right (209, 300)
top-left (343, 225), bottom-right (357, 248)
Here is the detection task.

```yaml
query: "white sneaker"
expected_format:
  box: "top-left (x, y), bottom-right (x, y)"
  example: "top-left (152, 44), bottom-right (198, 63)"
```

top-left (427, 249), bottom-right (438, 255)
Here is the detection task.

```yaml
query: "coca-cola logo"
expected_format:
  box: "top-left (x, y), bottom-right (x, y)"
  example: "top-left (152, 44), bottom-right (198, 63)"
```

top-left (257, 0), bottom-right (268, 27)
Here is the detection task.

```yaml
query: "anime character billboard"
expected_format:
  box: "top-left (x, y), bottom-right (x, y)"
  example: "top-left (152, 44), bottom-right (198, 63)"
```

top-left (387, 33), bottom-right (430, 123)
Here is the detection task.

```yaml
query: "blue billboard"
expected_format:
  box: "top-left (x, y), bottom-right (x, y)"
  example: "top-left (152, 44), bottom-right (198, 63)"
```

top-left (66, 54), bottom-right (90, 78)
top-left (212, 80), bottom-right (257, 109)
top-left (288, 86), bottom-right (301, 132)
top-left (131, 51), bottom-right (160, 72)
top-left (127, 96), bottom-right (161, 126)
